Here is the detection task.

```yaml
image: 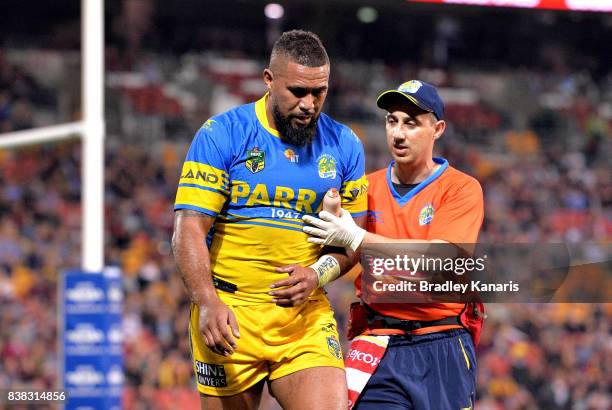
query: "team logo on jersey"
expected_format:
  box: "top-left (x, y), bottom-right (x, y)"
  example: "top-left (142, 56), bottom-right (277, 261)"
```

top-left (201, 118), bottom-right (216, 131)
top-left (284, 148), bottom-right (299, 163)
top-left (326, 335), bottom-right (342, 359)
top-left (398, 80), bottom-right (423, 94)
top-left (317, 154), bottom-right (337, 179)
top-left (245, 147), bottom-right (265, 173)
top-left (418, 203), bottom-right (435, 226)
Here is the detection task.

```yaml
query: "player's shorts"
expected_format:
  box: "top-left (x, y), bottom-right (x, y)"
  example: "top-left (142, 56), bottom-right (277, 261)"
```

top-left (355, 329), bottom-right (476, 410)
top-left (189, 297), bottom-right (344, 396)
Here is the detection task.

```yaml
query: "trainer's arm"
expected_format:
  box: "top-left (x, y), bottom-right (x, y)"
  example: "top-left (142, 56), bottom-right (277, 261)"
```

top-left (363, 233), bottom-right (448, 245)
top-left (303, 210), bottom-right (450, 249)
top-left (269, 215), bottom-right (365, 307)
top-left (172, 210), bottom-right (240, 356)
top-left (322, 214), bottom-right (366, 271)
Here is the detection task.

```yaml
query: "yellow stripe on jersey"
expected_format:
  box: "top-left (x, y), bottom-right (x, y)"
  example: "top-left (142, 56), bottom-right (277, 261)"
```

top-left (219, 215), bottom-right (304, 231)
top-left (176, 161), bottom-right (229, 214)
top-left (179, 161), bottom-right (229, 192)
top-left (341, 174), bottom-right (368, 214)
top-left (255, 93), bottom-right (280, 138)
top-left (175, 185), bottom-right (227, 215)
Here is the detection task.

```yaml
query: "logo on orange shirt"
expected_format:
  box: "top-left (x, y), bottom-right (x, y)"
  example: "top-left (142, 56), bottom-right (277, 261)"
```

top-left (418, 203), bottom-right (435, 226)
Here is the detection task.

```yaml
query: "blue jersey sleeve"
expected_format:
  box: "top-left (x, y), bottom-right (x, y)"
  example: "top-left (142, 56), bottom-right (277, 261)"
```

top-left (174, 119), bottom-right (232, 216)
top-left (339, 127), bottom-right (368, 217)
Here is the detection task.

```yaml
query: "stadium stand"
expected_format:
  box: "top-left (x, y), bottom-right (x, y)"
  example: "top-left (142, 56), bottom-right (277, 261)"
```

top-left (0, 2), bottom-right (610, 409)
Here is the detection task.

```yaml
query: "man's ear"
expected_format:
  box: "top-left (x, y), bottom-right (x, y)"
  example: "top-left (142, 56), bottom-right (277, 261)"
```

top-left (433, 119), bottom-right (446, 140)
top-left (263, 68), bottom-right (273, 90)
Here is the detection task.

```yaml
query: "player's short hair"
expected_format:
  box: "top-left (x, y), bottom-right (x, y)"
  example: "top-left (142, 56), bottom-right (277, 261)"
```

top-left (270, 30), bottom-right (329, 68)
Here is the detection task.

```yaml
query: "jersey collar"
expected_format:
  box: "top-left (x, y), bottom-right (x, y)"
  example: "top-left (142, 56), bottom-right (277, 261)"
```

top-left (255, 93), bottom-right (281, 138)
top-left (386, 157), bottom-right (449, 206)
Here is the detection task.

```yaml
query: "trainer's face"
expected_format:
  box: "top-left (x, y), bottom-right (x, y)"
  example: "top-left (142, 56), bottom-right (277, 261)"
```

top-left (385, 103), bottom-right (445, 166)
top-left (264, 60), bottom-right (329, 146)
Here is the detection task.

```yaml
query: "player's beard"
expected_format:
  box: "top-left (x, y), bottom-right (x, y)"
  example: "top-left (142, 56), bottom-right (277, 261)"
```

top-left (273, 104), bottom-right (318, 147)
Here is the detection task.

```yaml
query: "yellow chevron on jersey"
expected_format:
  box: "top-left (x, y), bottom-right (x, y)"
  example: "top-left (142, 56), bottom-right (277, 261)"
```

top-left (176, 162), bottom-right (230, 212)
top-left (341, 174), bottom-right (369, 214)
top-left (175, 94), bottom-right (367, 305)
top-left (179, 161), bottom-right (229, 191)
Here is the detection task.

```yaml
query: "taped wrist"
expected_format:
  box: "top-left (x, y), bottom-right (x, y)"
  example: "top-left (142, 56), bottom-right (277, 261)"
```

top-left (309, 254), bottom-right (341, 288)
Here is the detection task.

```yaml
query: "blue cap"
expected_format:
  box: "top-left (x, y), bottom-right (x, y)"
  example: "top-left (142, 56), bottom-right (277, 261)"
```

top-left (376, 80), bottom-right (444, 120)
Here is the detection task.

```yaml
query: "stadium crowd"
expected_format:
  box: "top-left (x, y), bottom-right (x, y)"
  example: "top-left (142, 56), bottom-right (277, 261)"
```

top-left (1, 45), bottom-right (611, 409)
top-left (0, 50), bottom-right (40, 132)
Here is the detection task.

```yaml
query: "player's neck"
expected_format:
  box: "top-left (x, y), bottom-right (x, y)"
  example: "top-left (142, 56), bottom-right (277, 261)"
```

top-left (264, 93), bottom-right (279, 131)
top-left (392, 159), bottom-right (439, 185)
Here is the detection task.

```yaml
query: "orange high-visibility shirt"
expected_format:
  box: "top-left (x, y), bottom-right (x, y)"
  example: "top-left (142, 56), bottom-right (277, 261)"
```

top-left (356, 158), bottom-right (484, 326)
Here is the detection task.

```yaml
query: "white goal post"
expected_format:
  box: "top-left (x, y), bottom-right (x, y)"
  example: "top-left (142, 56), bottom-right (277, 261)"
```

top-left (0, 0), bottom-right (105, 273)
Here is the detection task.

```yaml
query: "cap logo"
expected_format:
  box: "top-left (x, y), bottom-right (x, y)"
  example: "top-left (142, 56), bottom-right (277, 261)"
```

top-left (398, 80), bottom-right (423, 94)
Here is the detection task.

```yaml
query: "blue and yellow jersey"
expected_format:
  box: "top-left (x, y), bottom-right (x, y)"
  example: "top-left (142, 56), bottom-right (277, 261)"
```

top-left (175, 94), bottom-right (367, 305)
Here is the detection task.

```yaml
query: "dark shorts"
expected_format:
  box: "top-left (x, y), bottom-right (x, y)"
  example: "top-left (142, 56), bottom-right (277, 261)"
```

top-left (355, 329), bottom-right (476, 410)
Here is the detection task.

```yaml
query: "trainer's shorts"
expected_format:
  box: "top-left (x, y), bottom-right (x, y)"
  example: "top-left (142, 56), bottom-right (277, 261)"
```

top-left (189, 298), bottom-right (344, 396)
top-left (355, 329), bottom-right (477, 410)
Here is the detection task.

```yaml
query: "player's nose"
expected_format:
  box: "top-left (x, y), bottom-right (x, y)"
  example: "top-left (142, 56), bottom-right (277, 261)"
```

top-left (298, 94), bottom-right (316, 113)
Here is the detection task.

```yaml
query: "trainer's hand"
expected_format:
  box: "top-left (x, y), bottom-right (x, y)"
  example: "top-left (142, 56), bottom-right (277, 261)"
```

top-left (302, 209), bottom-right (366, 251)
top-left (269, 264), bottom-right (318, 307)
top-left (198, 297), bottom-right (240, 357)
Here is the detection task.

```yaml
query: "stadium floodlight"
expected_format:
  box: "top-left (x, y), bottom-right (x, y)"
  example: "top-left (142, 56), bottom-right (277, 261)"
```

top-left (357, 7), bottom-right (378, 23)
top-left (265, 3), bottom-right (285, 19)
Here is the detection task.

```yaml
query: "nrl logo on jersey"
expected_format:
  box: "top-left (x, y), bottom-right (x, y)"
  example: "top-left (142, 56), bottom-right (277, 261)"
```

top-left (317, 154), bottom-right (337, 179)
top-left (245, 147), bottom-right (265, 173)
top-left (418, 203), bottom-right (435, 226)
